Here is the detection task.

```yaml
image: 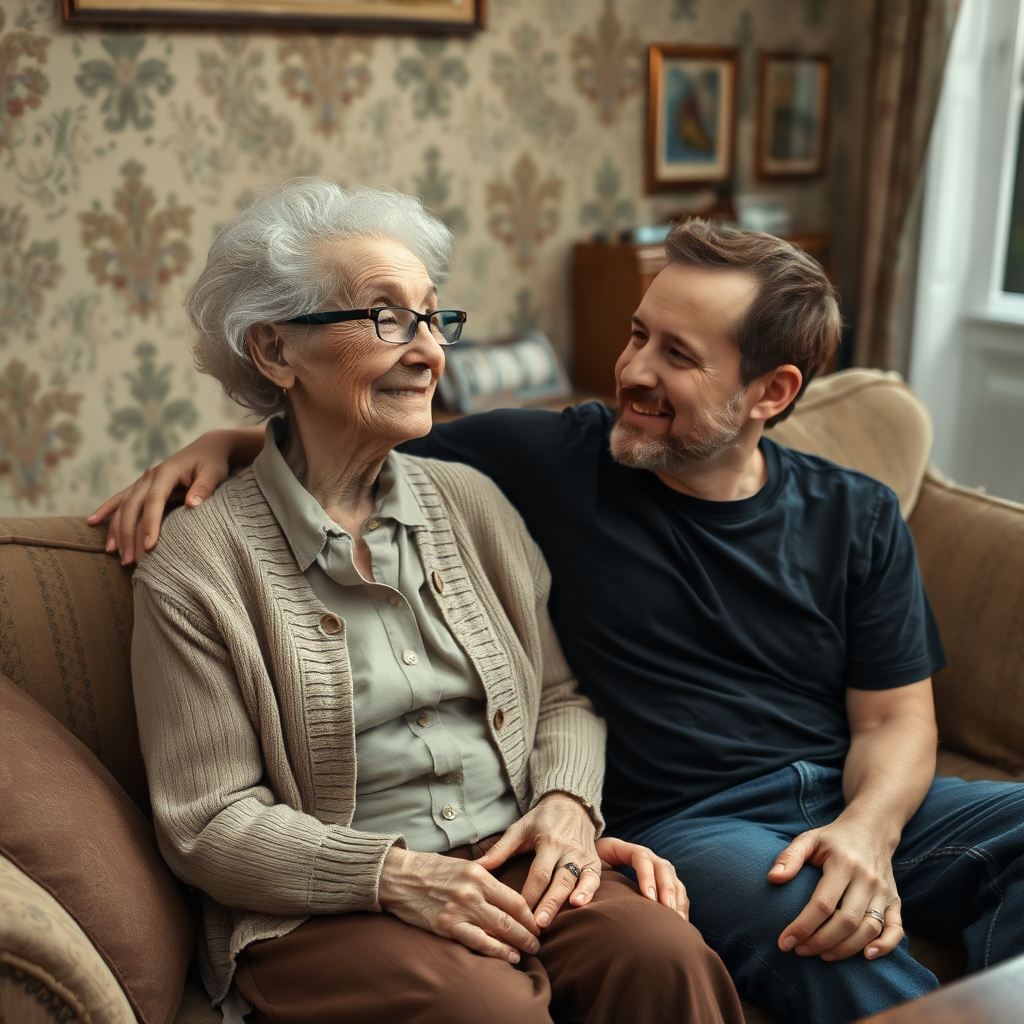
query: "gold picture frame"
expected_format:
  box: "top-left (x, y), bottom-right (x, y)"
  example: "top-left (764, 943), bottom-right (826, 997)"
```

top-left (645, 44), bottom-right (738, 194)
top-left (63, 0), bottom-right (486, 32)
top-left (757, 53), bottom-right (831, 179)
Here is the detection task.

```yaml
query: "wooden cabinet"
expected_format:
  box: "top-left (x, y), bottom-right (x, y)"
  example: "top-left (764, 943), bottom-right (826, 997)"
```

top-left (571, 234), bottom-right (834, 392)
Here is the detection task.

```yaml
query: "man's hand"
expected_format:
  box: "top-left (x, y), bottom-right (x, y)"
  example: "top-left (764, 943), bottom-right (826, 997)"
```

top-left (378, 846), bottom-right (540, 964)
top-left (87, 427), bottom-right (262, 565)
top-left (595, 836), bottom-right (690, 920)
top-left (771, 678), bottom-right (937, 963)
top-left (475, 792), bottom-right (600, 928)
top-left (770, 819), bottom-right (903, 961)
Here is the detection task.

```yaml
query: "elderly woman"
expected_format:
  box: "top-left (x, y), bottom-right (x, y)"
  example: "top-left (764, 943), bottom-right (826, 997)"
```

top-left (128, 178), bottom-right (742, 1024)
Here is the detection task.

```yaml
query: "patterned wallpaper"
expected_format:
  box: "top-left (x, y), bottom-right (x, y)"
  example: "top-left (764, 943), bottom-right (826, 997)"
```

top-left (0, 0), bottom-right (871, 514)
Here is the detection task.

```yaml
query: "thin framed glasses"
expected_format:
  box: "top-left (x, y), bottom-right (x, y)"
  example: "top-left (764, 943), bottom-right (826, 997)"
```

top-left (283, 306), bottom-right (467, 346)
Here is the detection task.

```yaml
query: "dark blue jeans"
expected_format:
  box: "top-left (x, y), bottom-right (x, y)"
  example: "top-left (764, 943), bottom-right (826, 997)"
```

top-left (629, 762), bottom-right (1024, 1024)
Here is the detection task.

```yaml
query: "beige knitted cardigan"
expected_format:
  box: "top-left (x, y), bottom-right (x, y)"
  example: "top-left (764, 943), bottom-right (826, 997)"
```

top-left (131, 454), bottom-right (606, 1003)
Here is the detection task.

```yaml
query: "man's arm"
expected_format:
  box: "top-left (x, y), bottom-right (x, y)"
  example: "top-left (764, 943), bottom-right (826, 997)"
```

top-left (89, 405), bottom-right (563, 563)
top-left (88, 426), bottom-right (265, 564)
top-left (769, 679), bottom-right (937, 961)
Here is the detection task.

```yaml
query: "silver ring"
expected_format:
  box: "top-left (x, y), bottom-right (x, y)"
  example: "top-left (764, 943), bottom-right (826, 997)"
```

top-left (864, 909), bottom-right (885, 925)
top-left (581, 866), bottom-right (601, 876)
top-left (561, 861), bottom-right (581, 881)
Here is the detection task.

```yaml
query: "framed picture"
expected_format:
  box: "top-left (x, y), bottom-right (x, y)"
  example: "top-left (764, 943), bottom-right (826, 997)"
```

top-left (645, 44), bottom-right (738, 194)
top-left (757, 53), bottom-right (831, 178)
top-left (63, 0), bottom-right (485, 31)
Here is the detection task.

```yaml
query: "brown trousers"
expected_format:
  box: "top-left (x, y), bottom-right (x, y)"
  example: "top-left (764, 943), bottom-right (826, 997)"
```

top-left (234, 855), bottom-right (744, 1024)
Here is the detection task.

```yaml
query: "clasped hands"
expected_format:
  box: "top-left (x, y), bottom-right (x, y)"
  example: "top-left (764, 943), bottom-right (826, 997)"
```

top-left (378, 792), bottom-right (688, 964)
top-left (770, 818), bottom-right (904, 963)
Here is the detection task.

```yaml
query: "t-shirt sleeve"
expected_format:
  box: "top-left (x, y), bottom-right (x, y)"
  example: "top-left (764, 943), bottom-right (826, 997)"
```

top-left (845, 487), bottom-right (946, 690)
top-left (399, 406), bottom-right (587, 510)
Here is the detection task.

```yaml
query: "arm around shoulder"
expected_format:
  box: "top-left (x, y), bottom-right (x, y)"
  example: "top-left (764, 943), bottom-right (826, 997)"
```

top-left (89, 425), bottom-right (264, 565)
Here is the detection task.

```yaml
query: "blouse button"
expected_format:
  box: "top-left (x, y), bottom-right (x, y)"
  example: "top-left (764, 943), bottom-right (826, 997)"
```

top-left (389, 595), bottom-right (403, 608)
top-left (417, 712), bottom-right (431, 728)
top-left (442, 805), bottom-right (458, 820)
top-left (366, 519), bottom-right (381, 531)
top-left (403, 649), bottom-right (419, 666)
top-left (431, 571), bottom-right (445, 594)
top-left (320, 614), bottom-right (343, 635)
top-left (441, 773), bottom-right (453, 784)
top-left (492, 709), bottom-right (505, 730)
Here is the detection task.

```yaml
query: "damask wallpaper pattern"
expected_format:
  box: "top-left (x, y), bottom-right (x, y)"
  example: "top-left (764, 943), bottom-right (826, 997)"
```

top-left (0, 0), bottom-right (869, 514)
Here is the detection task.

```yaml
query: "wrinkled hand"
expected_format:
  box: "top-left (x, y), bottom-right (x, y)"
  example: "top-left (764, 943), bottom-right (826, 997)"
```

top-left (475, 792), bottom-right (599, 928)
top-left (770, 819), bottom-right (903, 961)
top-left (596, 836), bottom-right (690, 920)
top-left (87, 429), bottom-right (240, 565)
top-left (379, 846), bottom-right (540, 964)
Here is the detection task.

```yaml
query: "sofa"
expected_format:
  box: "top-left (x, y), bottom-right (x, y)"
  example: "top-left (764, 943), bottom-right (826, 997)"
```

top-left (1, 367), bottom-right (1023, 1024)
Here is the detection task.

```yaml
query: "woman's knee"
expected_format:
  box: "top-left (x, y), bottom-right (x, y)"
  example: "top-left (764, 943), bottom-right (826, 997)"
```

top-left (425, 962), bottom-right (551, 1024)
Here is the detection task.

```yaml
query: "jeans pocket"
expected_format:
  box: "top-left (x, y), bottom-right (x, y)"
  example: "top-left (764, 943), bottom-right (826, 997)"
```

top-left (792, 761), bottom-right (843, 830)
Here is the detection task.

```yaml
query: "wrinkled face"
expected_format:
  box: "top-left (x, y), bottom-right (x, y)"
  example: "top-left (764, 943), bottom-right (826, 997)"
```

top-left (610, 262), bottom-right (760, 475)
top-left (284, 235), bottom-right (445, 445)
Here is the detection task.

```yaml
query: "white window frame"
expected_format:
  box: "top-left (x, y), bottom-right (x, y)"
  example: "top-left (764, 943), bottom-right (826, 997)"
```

top-left (983, 0), bottom-right (1024, 320)
top-left (909, 0), bottom-right (1024, 483)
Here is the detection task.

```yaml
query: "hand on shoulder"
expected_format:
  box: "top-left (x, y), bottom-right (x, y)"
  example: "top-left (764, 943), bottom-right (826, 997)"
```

top-left (88, 427), bottom-right (262, 565)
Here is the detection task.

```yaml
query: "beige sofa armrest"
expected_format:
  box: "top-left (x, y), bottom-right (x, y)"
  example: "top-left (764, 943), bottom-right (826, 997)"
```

top-left (0, 854), bottom-right (136, 1024)
top-left (909, 467), bottom-right (1024, 777)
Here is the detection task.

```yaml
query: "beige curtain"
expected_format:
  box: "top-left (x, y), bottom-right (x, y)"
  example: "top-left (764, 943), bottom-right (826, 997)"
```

top-left (855, 0), bottom-right (961, 370)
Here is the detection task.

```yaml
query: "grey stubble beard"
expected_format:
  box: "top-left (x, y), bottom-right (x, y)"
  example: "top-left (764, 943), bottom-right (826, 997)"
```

top-left (609, 387), bottom-right (747, 475)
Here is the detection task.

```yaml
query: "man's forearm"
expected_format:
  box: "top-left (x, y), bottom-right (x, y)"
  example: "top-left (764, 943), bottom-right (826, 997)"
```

top-left (838, 706), bottom-right (937, 851)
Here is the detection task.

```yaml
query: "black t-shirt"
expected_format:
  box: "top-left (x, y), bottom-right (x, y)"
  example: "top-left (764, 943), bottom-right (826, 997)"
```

top-left (403, 402), bottom-right (946, 835)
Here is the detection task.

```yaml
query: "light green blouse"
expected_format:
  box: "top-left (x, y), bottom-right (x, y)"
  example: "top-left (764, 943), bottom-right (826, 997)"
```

top-left (252, 419), bottom-right (519, 853)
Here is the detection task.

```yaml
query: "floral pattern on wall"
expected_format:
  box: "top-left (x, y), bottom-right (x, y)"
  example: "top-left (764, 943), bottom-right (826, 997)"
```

top-left (0, 0), bottom-right (869, 513)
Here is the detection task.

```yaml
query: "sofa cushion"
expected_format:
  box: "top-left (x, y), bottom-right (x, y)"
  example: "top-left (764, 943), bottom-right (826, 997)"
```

top-left (0, 673), bottom-right (195, 1024)
top-left (910, 472), bottom-right (1024, 776)
top-left (0, 517), bottom-right (148, 813)
top-left (772, 369), bottom-right (932, 518)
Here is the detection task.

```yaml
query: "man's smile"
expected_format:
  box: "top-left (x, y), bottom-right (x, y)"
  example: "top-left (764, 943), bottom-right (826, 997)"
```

top-left (630, 401), bottom-right (671, 418)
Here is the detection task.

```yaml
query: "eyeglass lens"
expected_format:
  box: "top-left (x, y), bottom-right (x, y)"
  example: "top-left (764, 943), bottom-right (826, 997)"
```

top-left (374, 307), bottom-right (463, 345)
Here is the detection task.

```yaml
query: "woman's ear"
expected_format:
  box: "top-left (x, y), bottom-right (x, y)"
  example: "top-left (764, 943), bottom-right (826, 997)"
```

top-left (247, 323), bottom-right (297, 391)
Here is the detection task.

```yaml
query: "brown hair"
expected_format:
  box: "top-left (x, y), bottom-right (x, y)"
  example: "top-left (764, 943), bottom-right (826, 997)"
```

top-left (663, 218), bottom-right (842, 427)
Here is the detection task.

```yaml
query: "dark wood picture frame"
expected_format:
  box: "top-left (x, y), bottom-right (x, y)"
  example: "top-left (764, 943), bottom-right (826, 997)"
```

top-left (62, 0), bottom-right (486, 32)
top-left (756, 52), bottom-right (831, 179)
top-left (645, 44), bottom-right (738, 194)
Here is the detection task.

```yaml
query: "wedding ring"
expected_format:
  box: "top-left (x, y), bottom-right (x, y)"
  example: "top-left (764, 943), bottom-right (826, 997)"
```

top-left (864, 909), bottom-right (885, 925)
top-left (561, 861), bottom-right (581, 881)
top-left (581, 866), bottom-right (601, 876)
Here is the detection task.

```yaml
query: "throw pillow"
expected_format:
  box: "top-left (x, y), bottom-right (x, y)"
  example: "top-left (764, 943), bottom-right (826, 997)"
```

top-left (0, 672), bottom-right (196, 1024)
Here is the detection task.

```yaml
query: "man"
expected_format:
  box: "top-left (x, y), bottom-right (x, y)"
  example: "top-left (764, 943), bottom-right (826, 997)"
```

top-left (93, 220), bottom-right (1024, 1024)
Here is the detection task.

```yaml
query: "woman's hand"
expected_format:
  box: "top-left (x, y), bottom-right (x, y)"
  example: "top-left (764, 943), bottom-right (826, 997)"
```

top-left (378, 846), bottom-right (541, 964)
top-left (474, 792), bottom-right (601, 929)
top-left (595, 836), bottom-right (690, 920)
top-left (87, 427), bottom-right (262, 565)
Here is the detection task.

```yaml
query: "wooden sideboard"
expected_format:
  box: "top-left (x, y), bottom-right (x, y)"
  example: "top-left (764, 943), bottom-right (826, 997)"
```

top-left (571, 234), bottom-right (834, 393)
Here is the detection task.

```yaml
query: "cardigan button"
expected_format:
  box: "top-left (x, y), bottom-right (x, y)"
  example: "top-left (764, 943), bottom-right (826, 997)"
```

top-left (320, 614), bottom-right (343, 635)
top-left (431, 571), bottom-right (444, 594)
top-left (492, 709), bottom-right (505, 730)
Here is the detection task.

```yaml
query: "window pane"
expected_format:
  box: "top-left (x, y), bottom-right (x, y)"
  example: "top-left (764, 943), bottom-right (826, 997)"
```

top-left (1003, 100), bottom-right (1024, 293)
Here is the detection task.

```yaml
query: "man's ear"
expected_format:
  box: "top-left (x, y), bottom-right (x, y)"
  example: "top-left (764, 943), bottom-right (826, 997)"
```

top-left (247, 323), bottom-right (296, 391)
top-left (748, 364), bottom-right (803, 424)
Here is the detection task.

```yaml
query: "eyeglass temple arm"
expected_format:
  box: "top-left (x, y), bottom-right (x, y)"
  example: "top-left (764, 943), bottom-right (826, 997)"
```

top-left (283, 309), bottom-right (371, 326)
